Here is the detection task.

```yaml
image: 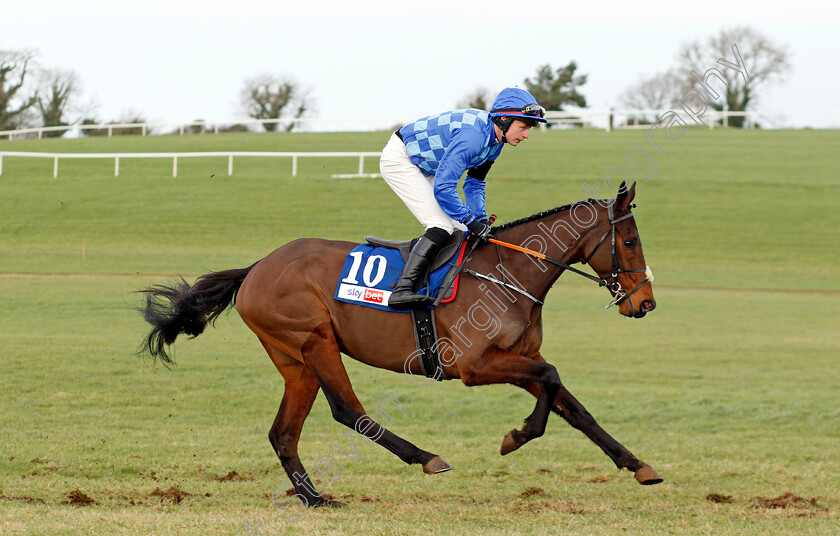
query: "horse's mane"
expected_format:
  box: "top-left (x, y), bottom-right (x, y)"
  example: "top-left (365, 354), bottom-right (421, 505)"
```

top-left (493, 199), bottom-right (601, 231)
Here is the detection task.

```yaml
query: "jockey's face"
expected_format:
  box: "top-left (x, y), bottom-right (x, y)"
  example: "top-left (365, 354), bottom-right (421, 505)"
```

top-left (503, 119), bottom-right (532, 146)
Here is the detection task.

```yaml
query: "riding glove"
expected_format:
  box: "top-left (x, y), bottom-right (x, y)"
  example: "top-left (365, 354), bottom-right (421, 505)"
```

top-left (466, 218), bottom-right (493, 240)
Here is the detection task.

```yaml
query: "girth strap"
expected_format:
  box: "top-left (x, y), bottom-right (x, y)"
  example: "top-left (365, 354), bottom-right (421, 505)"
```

top-left (411, 307), bottom-right (447, 381)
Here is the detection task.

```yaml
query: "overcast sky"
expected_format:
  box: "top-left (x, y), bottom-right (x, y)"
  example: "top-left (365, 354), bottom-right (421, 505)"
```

top-left (4, 0), bottom-right (840, 130)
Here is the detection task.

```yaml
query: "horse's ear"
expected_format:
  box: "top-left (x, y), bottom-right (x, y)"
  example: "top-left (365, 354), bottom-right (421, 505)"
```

top-left (616, 181), bottom-right (636, 210)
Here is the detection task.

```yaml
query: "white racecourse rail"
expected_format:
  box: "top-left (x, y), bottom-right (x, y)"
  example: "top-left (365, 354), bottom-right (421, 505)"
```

top-left (0, 151), bottom-right (382, 179)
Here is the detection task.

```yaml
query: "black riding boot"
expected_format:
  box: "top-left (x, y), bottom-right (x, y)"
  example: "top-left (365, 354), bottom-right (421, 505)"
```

top-left (388, 236), bottom-right (444, 309)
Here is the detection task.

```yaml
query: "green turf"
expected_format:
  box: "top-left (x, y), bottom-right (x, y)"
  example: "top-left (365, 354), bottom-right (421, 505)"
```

top-left (1, 129), bottom-right (838, 535)
top-left (2, 129), bottom-right (837, 290)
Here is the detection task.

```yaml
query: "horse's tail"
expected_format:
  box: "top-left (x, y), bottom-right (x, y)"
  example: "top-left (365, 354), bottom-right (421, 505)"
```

top-left (139, 263), bottom-right (257, 365)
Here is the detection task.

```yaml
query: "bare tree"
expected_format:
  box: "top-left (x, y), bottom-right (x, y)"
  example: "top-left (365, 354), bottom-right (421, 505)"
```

top-left (621, 70), bottom-right (682, 111)
top-left (239, 74), bottom-right (311, 132)
top-left (675, 26), bottom-right (790, 127)
top-left (456, 87), bottom-right (492, 110)
top-left (620, 70), bottom-right (683, 123)
top-left (283, 90), bottom-right (313, 132)
top-left (37, 69), bottom-right (80, 137)
top-left (0, 49), bottom-right (38, 131)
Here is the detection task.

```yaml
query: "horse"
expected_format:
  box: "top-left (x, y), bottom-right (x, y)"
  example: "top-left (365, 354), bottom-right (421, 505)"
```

top-left (139, 181), bottom-right (661, 508)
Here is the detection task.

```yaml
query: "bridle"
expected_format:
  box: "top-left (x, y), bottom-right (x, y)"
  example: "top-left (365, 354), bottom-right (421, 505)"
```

top-left (579, 200), bottom-right (654, 310)
top-left (462, 200), bottom-right (653, 311)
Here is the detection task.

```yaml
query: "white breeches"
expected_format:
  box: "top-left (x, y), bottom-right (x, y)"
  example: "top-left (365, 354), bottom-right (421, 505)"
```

top-left (379, 133), bottom-right (465, 234)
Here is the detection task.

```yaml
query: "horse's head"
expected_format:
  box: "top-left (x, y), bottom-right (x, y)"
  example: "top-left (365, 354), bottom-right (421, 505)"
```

top-left (583, 182), bottom-right (656, 318)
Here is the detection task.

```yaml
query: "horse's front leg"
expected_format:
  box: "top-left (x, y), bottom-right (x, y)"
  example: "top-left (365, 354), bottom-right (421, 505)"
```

top-left (460, 347), bottom-right (562, 454)
top-left (515, 354), bottom-right (663, 485)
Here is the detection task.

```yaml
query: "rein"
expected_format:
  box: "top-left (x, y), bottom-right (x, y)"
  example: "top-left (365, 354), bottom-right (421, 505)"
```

top-left (486, 239), bottom-right (605, 286)
top-left (470, 202), bottom-right (654, 310)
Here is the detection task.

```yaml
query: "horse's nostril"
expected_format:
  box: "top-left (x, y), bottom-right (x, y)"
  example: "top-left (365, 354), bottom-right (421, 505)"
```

top-left (641, 300), bottom-right (656, 312)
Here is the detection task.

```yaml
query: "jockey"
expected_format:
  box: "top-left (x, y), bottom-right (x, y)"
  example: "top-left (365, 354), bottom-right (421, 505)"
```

top-left (380, 87), bottom-right (547, 309)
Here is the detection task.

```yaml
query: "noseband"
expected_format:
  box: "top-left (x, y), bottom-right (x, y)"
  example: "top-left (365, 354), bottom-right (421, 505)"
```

top-left (581, 200), bottom-right (653, 310)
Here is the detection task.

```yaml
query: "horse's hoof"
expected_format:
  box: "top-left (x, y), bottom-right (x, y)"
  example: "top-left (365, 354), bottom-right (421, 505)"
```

top-left (311, 498), bottom-right (346, 508)
top-left (634, 463), bottom-right (663, 485)
top-left (500, 430), bottom-right (523, 456)
top-left (423, 455), bottom-right (452, 474)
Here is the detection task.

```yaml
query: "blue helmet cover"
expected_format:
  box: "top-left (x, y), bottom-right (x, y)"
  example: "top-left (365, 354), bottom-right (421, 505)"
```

top-left (490, 87), bottom-right (547, 123)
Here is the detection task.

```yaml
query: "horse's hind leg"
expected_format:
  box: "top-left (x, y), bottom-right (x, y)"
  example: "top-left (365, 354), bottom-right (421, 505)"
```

top-left (301, 321), bottom-right (451, 475)
top-left (265, 344), bottom-right (344, 508)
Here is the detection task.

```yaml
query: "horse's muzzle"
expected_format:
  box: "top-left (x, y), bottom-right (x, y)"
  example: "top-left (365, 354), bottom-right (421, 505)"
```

top-left (635, 299), bottom-right (656, 317)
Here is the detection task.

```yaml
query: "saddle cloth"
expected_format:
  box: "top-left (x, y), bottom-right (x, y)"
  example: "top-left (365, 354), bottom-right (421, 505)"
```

top-left (334, 233), bottom-right (468, 312)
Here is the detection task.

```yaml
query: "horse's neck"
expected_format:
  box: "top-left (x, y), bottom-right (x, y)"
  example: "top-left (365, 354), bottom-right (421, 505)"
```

top-left (492, 204), bottom-right (606, 298)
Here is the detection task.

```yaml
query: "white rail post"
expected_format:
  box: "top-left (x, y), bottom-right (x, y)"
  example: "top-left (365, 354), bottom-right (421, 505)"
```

top-left (54, 156), bottom-right (59, 178)
top-left (228, 155), bottom-right (233, 176)
top-left (292, 155), bottom-right (298, 177)
top-left (115, 156), bottom-right (120, 177)
top-left (0, 154), bottom-right (3, 176)
top-left (358, 155), bottom-right (365, 175)
top-left (108, 125), bottom-right (113, 137)
top-left (173, 156), bottom-right (178, 178)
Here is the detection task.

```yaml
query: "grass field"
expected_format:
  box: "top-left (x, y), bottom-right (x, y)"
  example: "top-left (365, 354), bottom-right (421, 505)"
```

top-left (1, 128), bottom-right (839, 535)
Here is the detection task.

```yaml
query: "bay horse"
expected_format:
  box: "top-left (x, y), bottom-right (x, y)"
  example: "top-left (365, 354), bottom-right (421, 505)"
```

top-left (139, 181), bottom-right (661, 507)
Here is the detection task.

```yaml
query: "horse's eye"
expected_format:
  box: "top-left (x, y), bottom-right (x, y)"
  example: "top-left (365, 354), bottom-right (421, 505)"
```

top-left (623, 239), bottom-right (635, 249)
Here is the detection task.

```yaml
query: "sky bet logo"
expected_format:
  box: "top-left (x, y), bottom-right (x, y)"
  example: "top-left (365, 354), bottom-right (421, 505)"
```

top-left (363, 289), bottom-right (384, 303)
top-left (338, 283), bottom-right (390, 305)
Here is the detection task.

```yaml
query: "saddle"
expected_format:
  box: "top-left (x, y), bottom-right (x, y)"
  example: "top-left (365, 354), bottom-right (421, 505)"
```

top-left (364, 232), bottom-right (466, 273)
top-left (348, 232), bottom-right (467, 383)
